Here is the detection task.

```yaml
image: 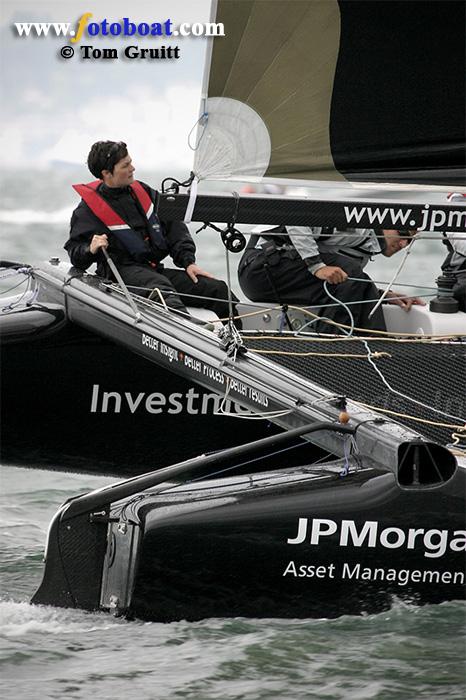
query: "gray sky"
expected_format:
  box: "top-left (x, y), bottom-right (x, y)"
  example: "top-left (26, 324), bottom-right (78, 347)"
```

top-left (1, 0), bottom-right (212, 171)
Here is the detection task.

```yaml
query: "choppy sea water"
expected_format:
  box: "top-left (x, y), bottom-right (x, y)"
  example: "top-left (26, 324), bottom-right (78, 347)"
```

top-left (1, 171), bottom-right (465, 699)
top-left (1, 470), bottom-right (465, 700)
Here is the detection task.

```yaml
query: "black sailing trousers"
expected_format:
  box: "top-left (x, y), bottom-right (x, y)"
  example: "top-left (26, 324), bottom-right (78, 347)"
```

top-left (116, 263), bottom-right (239, 324)
top-left (238, 249), bottom-right (386, 333)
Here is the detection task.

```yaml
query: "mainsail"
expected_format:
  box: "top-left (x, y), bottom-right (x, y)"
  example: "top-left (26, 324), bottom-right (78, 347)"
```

top-left (158, 0), bottom-right (465, 231)
top-left (194, 0), bottom-right (465, 186)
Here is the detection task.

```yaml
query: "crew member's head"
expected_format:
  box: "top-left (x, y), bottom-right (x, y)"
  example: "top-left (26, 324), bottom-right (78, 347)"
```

top-left (381, 229), bottom-right (417, 257)
top-left (87, 141), bottom-right (135, 187)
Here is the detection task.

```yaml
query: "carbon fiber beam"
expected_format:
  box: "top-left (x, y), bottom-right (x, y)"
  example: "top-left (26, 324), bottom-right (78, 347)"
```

top-left (155, 192), bottom-right (465, 231)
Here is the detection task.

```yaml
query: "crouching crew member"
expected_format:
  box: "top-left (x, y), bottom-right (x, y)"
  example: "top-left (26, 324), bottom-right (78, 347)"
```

top-left (65, 140), bottom-right (239, 325)
top-left (238, 226), bottom-right (424, 332)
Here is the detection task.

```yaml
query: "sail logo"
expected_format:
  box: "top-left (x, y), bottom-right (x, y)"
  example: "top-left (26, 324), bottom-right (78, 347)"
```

top-left (344, 204), bottom-right (466, 231)
top-left (287, 518), bottom-right (466, 559)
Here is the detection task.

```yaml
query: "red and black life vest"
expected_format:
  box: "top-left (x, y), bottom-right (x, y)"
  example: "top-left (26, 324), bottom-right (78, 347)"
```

top-left (72, 180), bottom-right (168, 263)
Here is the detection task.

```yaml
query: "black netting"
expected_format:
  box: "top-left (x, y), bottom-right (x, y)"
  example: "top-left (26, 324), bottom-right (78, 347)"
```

top-left (242, 334), bottom-right (466, 446)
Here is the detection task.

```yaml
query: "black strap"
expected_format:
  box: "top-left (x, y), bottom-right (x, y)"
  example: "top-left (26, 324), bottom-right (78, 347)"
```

top-left (319, 227), bottom-right (336, 240)
top-left (260, 225), bottom-right (289, 248)
top-left (245, 234), bottom-right (260, 251)
top-left (262, 262), bottom-right (294, 332)
top-left (442, 232), bottom-right (455, 254)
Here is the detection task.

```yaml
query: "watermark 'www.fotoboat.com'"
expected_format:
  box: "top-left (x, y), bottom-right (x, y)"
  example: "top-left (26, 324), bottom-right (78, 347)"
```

top-left (12, 13), bottom-right (225, 61)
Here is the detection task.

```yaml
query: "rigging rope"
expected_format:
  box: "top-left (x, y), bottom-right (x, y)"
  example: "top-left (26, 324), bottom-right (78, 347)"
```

top-left (360, 338), bottom-right (465, 424)
top-left (248, 348), bottom-right (391, 359)
top-left (351, 400), bottom-right (465, 432)
top-left (369, 236), bottom-right (418, 318)
top-left (104, 281), bottom-right (465, 340)
top-left (103, 276), bottom-right (466, 434)
top-left (215, 373), bottom-right (293, 421)
top-left (104, 281), bottom-right (436, 323)
top-left (237, 230), bottom-right (466, 241)
top-left (186, 450), bottom-right (334, 486)
top-left (0, 266), bottom-right (37, 311)
top-left (148, 286), bottom-right (168, 310)
top-left (323, 280), bottom-right (355, 336)
top-left (287, 305), bottom-right (466, 338)
top-left (284, 270), bottom-right (465, 426)
top-left (241, 333), bottom-right (463, 343)
top-left (246, 334), bottom-right (465, 423)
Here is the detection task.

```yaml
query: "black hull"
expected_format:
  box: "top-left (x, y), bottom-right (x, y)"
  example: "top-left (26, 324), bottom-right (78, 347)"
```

top-left (132, 471), bottom-right (465, 621)
top-left (1, 322), bottom-right (278, 476)
top-left (32, 427), bottom-right (466, 621)
top-left (2, 261), bottom-right (464, 481)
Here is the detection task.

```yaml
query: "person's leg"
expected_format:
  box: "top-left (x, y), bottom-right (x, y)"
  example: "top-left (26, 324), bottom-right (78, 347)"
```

top-left (238, 249), bottom-right (386, 332)
top-left (117, 264), bottom-right (188, 313)
top-left (239, 249), bottom-right (320, 304)
top-left (162, 268), bottom-right (242, 327)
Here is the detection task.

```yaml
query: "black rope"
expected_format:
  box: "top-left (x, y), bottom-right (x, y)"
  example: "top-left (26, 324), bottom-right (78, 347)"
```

top-left (187, 439), bottom-right (320, 482)
top-left (160, 171), bottom-right (195, 194)
top-left (263, 263), bottom-right (294, 332)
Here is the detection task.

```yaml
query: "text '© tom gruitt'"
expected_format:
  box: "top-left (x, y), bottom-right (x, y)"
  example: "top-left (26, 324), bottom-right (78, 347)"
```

top-left (80, 45), bottom-right (180, 60)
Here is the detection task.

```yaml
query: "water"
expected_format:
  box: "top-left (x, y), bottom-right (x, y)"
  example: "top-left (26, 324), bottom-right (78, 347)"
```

top-left (1, 466), bottom-right (464, 700)
top-left (1, 171), bottom-right (465, 699)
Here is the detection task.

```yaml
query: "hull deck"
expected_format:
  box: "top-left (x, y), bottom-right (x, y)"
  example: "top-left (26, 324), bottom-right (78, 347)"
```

top-left (31, 429), bottom-right (466, 621)
top-left (2, 261), bottom-right (465, 475)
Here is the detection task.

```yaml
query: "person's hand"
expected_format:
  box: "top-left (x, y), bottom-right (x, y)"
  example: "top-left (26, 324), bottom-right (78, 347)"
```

top-left (90, 234), bottom-right (109, 255)
top-left (185, 263), bottom-right (215, 284)
top-left (385, 290), bottom-right (426, 311)
top-left (314, 266), bottom-right (348, 284)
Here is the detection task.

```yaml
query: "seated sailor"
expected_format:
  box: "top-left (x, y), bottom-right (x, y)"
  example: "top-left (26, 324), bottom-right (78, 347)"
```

top-left (441, 232), bottom-right (466, 311)
top-left (65, 140), bottom-right (239, 324)
top-left (238, 226), bottom-right (424, 332)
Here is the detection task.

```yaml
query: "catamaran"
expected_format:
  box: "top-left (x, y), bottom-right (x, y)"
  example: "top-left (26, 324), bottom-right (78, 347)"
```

top-left (1, 0), bottom-right (465, 619)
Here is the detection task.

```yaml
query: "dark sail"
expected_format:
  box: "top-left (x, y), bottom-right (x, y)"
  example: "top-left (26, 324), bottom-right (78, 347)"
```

top-left (331, 0), bottom-right (466, 184)
top-left (202, 0), bottom-right (465, 186)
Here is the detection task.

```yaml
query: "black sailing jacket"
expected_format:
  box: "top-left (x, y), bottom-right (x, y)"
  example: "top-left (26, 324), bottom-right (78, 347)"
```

top-left (64, 181), bottom-right (196, 276)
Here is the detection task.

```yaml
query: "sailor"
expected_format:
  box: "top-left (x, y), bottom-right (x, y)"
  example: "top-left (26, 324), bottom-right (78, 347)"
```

top-left (65, 141), bottom-right (239, 324)
top-left (238, 226), bottom-right (424, 332)
top-left (441, 232), bottom-right (466, 311)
